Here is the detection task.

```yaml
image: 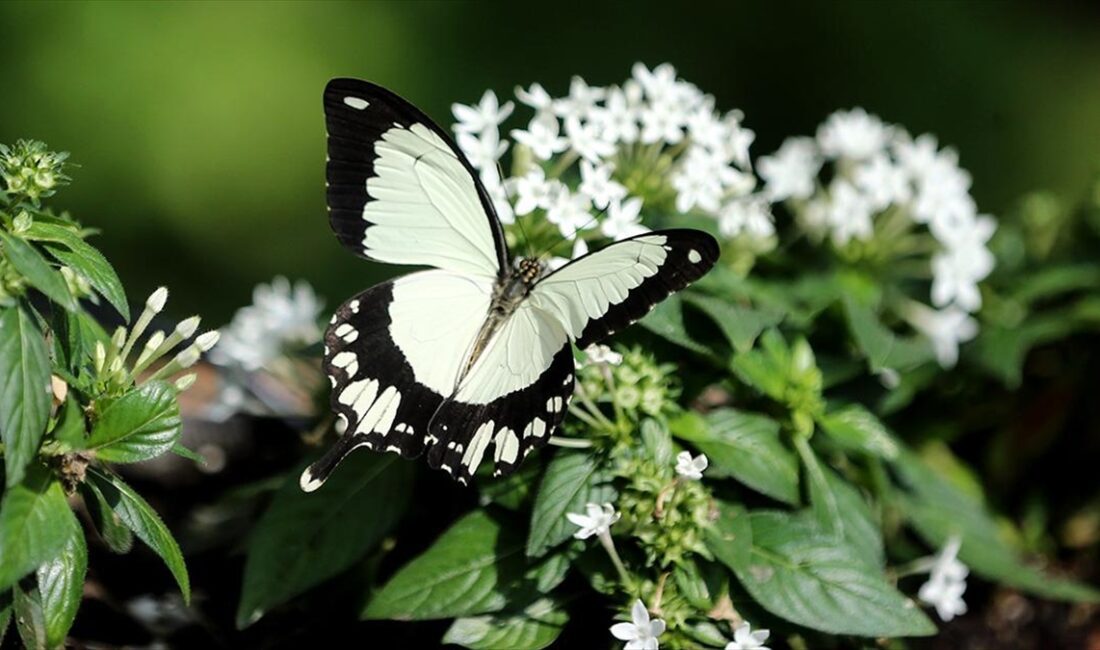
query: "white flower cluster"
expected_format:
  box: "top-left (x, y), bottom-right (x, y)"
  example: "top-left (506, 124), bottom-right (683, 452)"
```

top-left (759, 109), bottom-right (994, 367)
top-left (451, 63), bottom-right (769, 248)
top-left (918, 536), bottom-right (969, 621)
top-left (209, 277), bottom-right (323, 372)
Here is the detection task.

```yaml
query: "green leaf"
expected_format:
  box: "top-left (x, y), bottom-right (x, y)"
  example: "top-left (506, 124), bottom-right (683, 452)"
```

top-left (37, 520), bottom-right (87, 648)
top-left (363, 510), bottom-right (535, 620)
top-left (84, 381), bottom-right (181, 463)
top-left (0, 590), bottom-right (11, 645)
top-left (730, 331), bottom-right (788, 401)
top-left (686, 293), bottom-right (784, 353)
top-left (673, 559), bottom-right (726, 612)
top-left (24, 222), bottom-right (129, 320)
top-left (817, 404), bottom-right (900, 460)
top-left (168, 442), bottom-right (205, 465)
top-left (527, 450), bottom-right (617, 557)
top-left (237, 453), bottom-right (412, 628)
top-left (529, 552), bottom-right (570, 594)
top-left (793, 436), bottom-right (842, 537)
top-left (0, 232), bottom-right (77, 312)
top-left (843, 298), bottom-right (932, 372)
top-left (85, 467), bottom-right (189, 602)
top-left (479, 459), bottom-right (540, 511)
top-left (703, 501), bottom-right (752, 575)
top-left (13, 577), bottom-right (47, 650)
top-left (679, 409), bottom-right (799, 505)
top-left (442, 597), bottom-right (568, 650)
top-left (79, 481), bottom-right (133, 554)
top-left (0, 465), bottom-right (75, 592)
top-left (50, 308), bottom-right (108, 380)
top-left (0, 306), bottom-right (52, 487)
top-left (893, 450), bottom-right (1099, 602)
top-left (824, 466), bottom-right (884, 568)
top-left (50, 398), bottom-right (86, 450)
top-left (640, 419), bottom-right (673, 467)
top-left (638, 294), bottom-right (717, 358)
top-left (724, 511), bottom-right (935, 637)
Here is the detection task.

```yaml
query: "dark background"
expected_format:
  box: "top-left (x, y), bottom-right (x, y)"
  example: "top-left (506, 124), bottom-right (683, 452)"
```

top-left (1, 1), bottom-right (1099, 325)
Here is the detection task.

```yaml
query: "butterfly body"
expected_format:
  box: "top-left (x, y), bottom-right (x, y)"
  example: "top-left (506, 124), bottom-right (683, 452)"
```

top-left (302, 78), bottom-right (719, 491)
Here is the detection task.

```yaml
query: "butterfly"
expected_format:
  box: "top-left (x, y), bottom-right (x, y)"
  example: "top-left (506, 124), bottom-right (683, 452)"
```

top-left (300, 78), bottom-right (719, 491)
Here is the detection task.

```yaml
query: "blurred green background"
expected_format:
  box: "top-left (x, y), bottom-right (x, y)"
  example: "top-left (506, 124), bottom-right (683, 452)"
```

top-left (2, 1), bottom-right (1099, 323)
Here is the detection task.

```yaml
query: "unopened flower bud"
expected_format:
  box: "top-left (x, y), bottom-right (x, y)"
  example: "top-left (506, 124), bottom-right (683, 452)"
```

top-left (175, 316), bottom-right (200, 339)
top-left (195, 330), bottom-right (220, 352)
top-left (146, 287), bottom-right (168, 314)
top-left (175, 373), bottom-right (197, 391)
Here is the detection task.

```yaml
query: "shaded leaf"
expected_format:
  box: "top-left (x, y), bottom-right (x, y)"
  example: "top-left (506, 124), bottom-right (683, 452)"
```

top-left (818, 404), bottom-right (899, 460)
top-left (442, 596), bottom-right (567, 650)
top-left (85, 381), bottom-right (181, 463)
top-left (527, 450), bottom-right (616, 557)
top-left (79, 481), bottom-right (133, 554)
top-left (13, 577), bottom-right (47, 650)
top-left (0, 232), bottom-right (77, 311)
top-left (237, 453), bottom-right (412, 628)
top-left (686, 293), bottom-right (784, 353)
top-left (0, 465), bottom-right (75, 592)
top-left (843, 298), bottom-right (932, 372)
top-left (0, 306), bottom-right (51, 487)
top-left (37, 521), bottom-right (87, 648)
top-left (364, 510), bottom-right (535, 620)
top-left (638, 294), bottom-right (717, 358)
top-left (85, 468), bottom-right (189, 602)
top-left (25, 221), bottom-right (129, 319)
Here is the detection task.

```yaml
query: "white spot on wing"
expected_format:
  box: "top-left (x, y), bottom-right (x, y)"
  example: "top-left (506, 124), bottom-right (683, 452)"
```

top-left (688, 249), bottom-right (702, 264)
top-left (344, 96), bottom-right (370, 110)
top-left (461, 421), bottom-right (495, 474)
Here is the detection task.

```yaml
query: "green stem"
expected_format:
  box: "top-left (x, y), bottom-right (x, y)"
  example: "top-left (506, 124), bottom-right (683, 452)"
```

top-left (598, 531), bottom-right (632, 587)
top-left (547, 436), bottom-right (593, 449)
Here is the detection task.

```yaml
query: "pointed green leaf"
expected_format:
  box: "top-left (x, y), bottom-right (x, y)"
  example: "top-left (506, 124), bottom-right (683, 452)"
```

top-left (843, 298), bottom-right (932, 372)
top-left (79, 481), bottom-right (133, 554)
top-left (0, 590), bottom-right (11, 645)
top-left (527, 450), bottom-right (617, 557)
top-left (24, 221), bottom-right (129, 320)
top-left (0, 232), bottom-right (77, 312)
top-left (0, 306), bottom-right (52, 487)
top-left (442, 597), bottom-right (568, 650)
top-left (13, 577), bottom-right (47, 650)
top-left (638, 294), bottom-right (717, 357)
top-left (37, 520), bottom-right (87, 648)
top-left (50, 398), bottom-right (86, 450)
top-left (84, 381), bottom-right (181, 463)
top-left (237, 453), bottom-right (412, 628)
top-left (0, 465), bottom-right (75, 592)
top-left (686, 293), bottom-right (784, 353)
top-left (818, 404), bottom-right (899, 460)
top-left (724, 511), bottom-right (935, 637)
top-left (679, 409), bottom-right (799, 505)
top-left (363, 510), bottom-right (535, 620)
top-left (85, 467), bottom-right (189, 602)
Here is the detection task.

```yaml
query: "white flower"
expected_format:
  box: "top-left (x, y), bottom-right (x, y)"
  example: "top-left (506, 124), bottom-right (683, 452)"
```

top-left (903, 302), bottom-right (978, 368)
top-left (567, 502), bottom-right (620, 540)
top-left (456, 128), bottom-right (508, 173)
top-left (673, 148), bottom-right (745, 214)
top-left (893, 133), bottom-right (940, 180)
top-left (826, 180), bottom-right (874, 245)
top-left (632, 62), bottom-right (679, 104)
top-left (511, 113), bottom-right (568, 161)
top-left (602, 197), bottom-right (647, 240)
top-left (508, 167), bottom-right (564, 216)
top-left (718, 198), bottom-right (774, 240)
top-left (546, 188), bottom-right (594, 238)
top-left (758, 137), bottom-right (821, 201)
top-left (553, 76), bottom-right (606, 120)
top-left (675, 451), bottom-right (708, 480)
top-left (565, 116), bottom-right (616, 163)
top-left (591, 86), bottom-right (640, 144)
top-left (639, 100), bottom-right (685, 146)
top-left (686, 105), bottom-right (728, 155)
top-left (854, 154), bottom-right (911, 211)
top-left (610, 600), bottom-right (665, 650)
top-left (452, 90), bottom-right (514, 135)
top-left (918, 536), bottom-right (969, 621)
top-left (725, 622), bottom-right (770, 650)
top-left (210, 277), bottom-right (323, 371)
top-left (486, 180), bottom-right (514, 225)
top-left (579, 159), bottom-right (627, 210)
top-left (515, 82), bottom-right (553, 112)
top-left (931, 249), bottom-right (990, 312)
top-left (585, 344), bottom-right (623, 365)
top-left (817, 108), bottom-right (891, 161)
top-left (723, 113), bottom-right (756, 171)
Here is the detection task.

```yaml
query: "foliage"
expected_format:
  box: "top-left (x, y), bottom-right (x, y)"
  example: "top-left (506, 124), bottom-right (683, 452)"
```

top-left (0, 144), bottom-right (210, 647)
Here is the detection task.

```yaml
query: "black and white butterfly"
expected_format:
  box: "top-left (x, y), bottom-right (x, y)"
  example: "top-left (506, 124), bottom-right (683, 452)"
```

top-left (301, 78), bottom-right (719, 491)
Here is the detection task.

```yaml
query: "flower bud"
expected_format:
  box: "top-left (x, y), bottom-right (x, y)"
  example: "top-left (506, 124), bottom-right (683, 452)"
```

top-left (146, 287), bottom-right (168, 314)
top-left (175, 373), bottom-right (197, 391)
top-left (175, 316), bottom-right (200, 339)
top-left (195, 330), bottom-right (220, 352)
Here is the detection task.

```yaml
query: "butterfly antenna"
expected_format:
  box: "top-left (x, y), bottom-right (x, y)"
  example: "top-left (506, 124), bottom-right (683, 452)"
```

top-left (533, 203), bottom-right (609, 262)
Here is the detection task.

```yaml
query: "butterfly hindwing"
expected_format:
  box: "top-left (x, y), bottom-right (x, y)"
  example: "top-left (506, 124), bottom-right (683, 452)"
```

top-left (324, 78), bottom-right (508, 277)
top-left (529, 229), bottom-right (720, 347)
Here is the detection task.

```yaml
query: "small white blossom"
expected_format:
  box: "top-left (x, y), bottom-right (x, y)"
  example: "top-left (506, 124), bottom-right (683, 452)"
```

top-left (567, 502), bottom-right (620, 540)
top-left (565, 116), bottom-right (616, 163)
top-left (146, 287), bottom-right (169, 313)
top-left (930, 249), bottom-right (990, 312)
top-left (584, 344), bottom-right (623, 366)
top-left (758, 137), bottom-right (820, 201)
top-left (718, 198), bottom-right (774, 240)
top-left (904, 303), bottom-right (978, 368)
top-left (639, 100), bottom-right (685, 146)
top-left (672, 148), bottom-right (745, 214)
top-left (546, 188), bottom-right (594, 238)
top-left (675, 451), bottom-right (708, 480)
top-left (817, 108), bottom-right (891, 161)
top-left (632, 62), bottom-right (679, 104)
top-left (826, 180), bottom-right (874, 245)
top-left (508, 167), bottom-right (563, 216)
top-left (511, 113), bottom-right (568, 161)
top-left (610, 600), bottom-right (665, 650)
top-left (579, 159), bottom-right (627, 210)
top-left (686, 105), bottom-right (728, 155)
top-left (591, 86), bottom-right (640, 144)
top-left (723, 112), bottom-right (756, 170)
top-left (725, 622), bottom-right (770, 650)
top-left (918, 536), bottom-right (969, 621)
top-left (602, 196), bottom-right (647, 240)
top-left (486, 180), bottom-right (514, 225)
top-left (515, 82), bottom-right (553, 113)
top-left (854, 154), bottom-right (911, 211)
top-left (452, 90), bottom-right (514, 135)
top-left (893, 133), bottom-right (940, 180)
top-left (456, 128), bottom-right (508, 174)
top-left (210, 278), bottom-right (323, 372)
top-left (553, 76), bottom-right (606, 120)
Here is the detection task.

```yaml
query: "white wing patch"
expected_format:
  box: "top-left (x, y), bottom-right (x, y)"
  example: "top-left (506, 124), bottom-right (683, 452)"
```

top-left (388, 269), bottom-right (494, 396)
top-left (528, 234), bottom-right (669, 340)
top-left (343, 96), bottom-right (370, 110)
top-left (363, 124), bottom-right (501, 277)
